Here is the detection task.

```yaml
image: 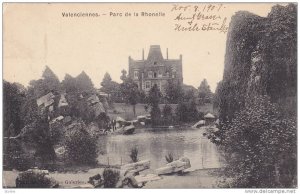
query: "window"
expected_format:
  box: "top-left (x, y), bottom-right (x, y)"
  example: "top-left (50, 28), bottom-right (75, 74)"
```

top-left (134, 71), bottom-right (139, 79)
top-left (145, 81), bottom-right (151, 89)
top-left (154, 72), bottom-right (157, 78)
top-left (158, 71), bottom-right (162, 78)
top-left (148, 71), bottom-right (153, 78)
top-left (154, 61), bottom-right (157, 65)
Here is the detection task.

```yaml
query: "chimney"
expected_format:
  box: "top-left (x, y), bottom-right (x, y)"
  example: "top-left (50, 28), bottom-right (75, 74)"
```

top-left (166, 48), bottom-right (169, 59)
top-left (142, 49), bottom-right (144, 60)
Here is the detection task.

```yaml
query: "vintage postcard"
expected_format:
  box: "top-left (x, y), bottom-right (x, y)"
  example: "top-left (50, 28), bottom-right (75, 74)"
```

top-left (2, 2), bottom-right (297, 190)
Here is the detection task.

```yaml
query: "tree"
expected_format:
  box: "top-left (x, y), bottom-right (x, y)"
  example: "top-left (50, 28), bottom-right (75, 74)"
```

top-left (162, 104), bottom-right (173, 125)
top-left (175, 102), bottom-right (188, 122)
top-left (220, 96), bottom-right (296, 188)
top-left (187, 98), bottom-right (198, 122)
top-left (183, 89), bottom-right (195, 102)
top-left (16, 170), bottom-right (58, 188)
top-left (100, 72), bottom-right (112, 95)
top-left (198, 79), bottom-right (212, 104)
top-left (102, 168), bottom-right (120, 188)
top-left (148, 84), bottom-right (162, 125)
top-left (120, 69), bottom-right (127, 82)
top-left (75, 71), bottom-right (94, 95)
top-left (213, 81), bottom-right (222, 112)
top-left (61, 74), bottom-right (77, 93)
top-left (100, 72), bottom-right (121, 103)
top-left (42, 66), bottom-right (61, 93)
top-left (3, 81), bottom-right (26, 136)
top-left (165, 80), bottom-right (184, 103)
top-left (64, 120), bottom-right (98, 165)
top-left (120, 71), bottom-right (139, 117)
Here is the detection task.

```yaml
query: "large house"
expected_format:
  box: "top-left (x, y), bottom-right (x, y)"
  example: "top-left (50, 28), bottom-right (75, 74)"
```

top-left (128, 45), bottom-right (183, 94)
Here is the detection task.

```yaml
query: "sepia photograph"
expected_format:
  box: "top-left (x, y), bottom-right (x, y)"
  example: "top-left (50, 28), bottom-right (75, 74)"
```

top-left (2, 1), bottom-right (297, 191)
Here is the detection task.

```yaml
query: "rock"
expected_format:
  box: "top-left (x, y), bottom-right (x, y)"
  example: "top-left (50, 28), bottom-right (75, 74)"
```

top-left (63, 116), bottom-right (72, 125)
top-left (58, 93), bottom-right (68, 107)
top-left (155, 157), bottom-right (191, 175)
top-left (87, 94), bottom-right (100, 106)
top-left (36, 92), bottom-right (55, 107)
top-left (50, 116), bottom-right (64, 124)
top-left (121, 160), bottom-right (150, 174)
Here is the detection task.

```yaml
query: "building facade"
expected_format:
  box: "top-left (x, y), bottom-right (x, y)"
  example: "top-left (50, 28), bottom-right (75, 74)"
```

top-left (128, 45), bottom-right (183, 94)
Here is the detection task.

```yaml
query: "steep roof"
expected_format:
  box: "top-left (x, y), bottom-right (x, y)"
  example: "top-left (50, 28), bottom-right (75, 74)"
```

top-left (147, 45), bottom-right (164, 61)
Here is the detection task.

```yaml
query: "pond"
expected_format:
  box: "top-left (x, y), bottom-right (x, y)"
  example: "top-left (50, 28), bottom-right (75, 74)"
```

top-left (97, 127), bottom-right (223, 170)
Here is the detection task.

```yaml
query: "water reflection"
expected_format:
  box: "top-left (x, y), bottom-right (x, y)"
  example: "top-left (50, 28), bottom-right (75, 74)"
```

top-left (97, 128), bottom-right (222, 170)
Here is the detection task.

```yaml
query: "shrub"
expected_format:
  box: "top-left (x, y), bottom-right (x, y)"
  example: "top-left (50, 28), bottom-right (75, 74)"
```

top-left (165, 152), bottom-right (174, 163)
top-left (16, 170), bottom-right (58, 188)
top-left (103, 168), bottom-right (120, 188)
top-left (64, 120), bottom-right (98, 165)
top-left (162, 104), bottom-right (173, 125)
top-left (130, 147), bottom-right (138, 163)
top-left (220, 96), bottom-right (297, 187)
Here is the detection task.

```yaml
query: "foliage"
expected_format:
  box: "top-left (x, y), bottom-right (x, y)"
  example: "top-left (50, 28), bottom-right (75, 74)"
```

top-left (165, 152), bottom-right (174, 163)
top-left (21, 97), bottom-right (39, 126)
top-left (120, 69), bottom-right (127, 81)
top-left (130, 147), bottom-right (139, 163)
top-left (100, 72), bottom-right (122, 103)
top-left (4, 139), bottom-right (33, 171)
top-left (176, 99), bottom-right (199, 123)
top-left (75, 71), bottom-right (95, 95)
top-left (198, 79), bottom-right (213, 104)
top-left (49, 121), bottom-right (65, 145)
top-left (162, 104), bottom-right (173, 125)
top-left (20, 118), bottom-right (56, 163)
top-left (219, 4), bottom-right (297, 123)
top-left (183, 89), bottom-right (196, 102)
top-left (3, 81), bottom-right (26, 136)
top-left (120, 70), bottom-right (140, 116)
top-left (165, 80), bottom-right (184, 103)
top-left (148, 84), bottom-right (162, 126)
top-left (103, 168), bottom-right (120, 188)
top-left (16, 171), bottom-right (58, 188)
top-left (61, 74), bottom-right (77, 93)
top-left (95, 112), bottom-right (110, 129)
top-left (175, 102), bottom-right (188, 122)
top-left (220, 96), bottom-right (296, 188)
top-left (64, 120), bottom-right (98, 165)
top-left (42, 66), bottom-right (61, 93)
top-left (212, 81), bottom-right (222, 112)
top-left (28, 66), bottom-right (61, 98)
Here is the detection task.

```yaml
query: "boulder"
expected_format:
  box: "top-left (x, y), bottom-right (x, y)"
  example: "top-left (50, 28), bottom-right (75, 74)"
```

top-left (121, 160), bottom-right (150, 175)
top-left (155, 157), bottom-right (191, 175)
top-left (36, 92), bottom-right (55, 107)
top-left (58, 93), bottom-right (68, 107)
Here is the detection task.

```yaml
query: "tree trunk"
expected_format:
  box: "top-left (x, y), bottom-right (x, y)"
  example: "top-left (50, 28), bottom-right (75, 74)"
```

top-left (132, 104), bottom-right (136, 117)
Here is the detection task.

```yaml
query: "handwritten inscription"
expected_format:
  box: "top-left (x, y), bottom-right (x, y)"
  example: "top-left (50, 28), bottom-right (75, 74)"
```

top-left (171, 4), bottom-right (229, 33)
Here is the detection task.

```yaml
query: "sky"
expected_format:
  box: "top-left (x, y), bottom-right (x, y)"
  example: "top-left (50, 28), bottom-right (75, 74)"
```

top-left (3, 3), bottom-right (283, 92)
